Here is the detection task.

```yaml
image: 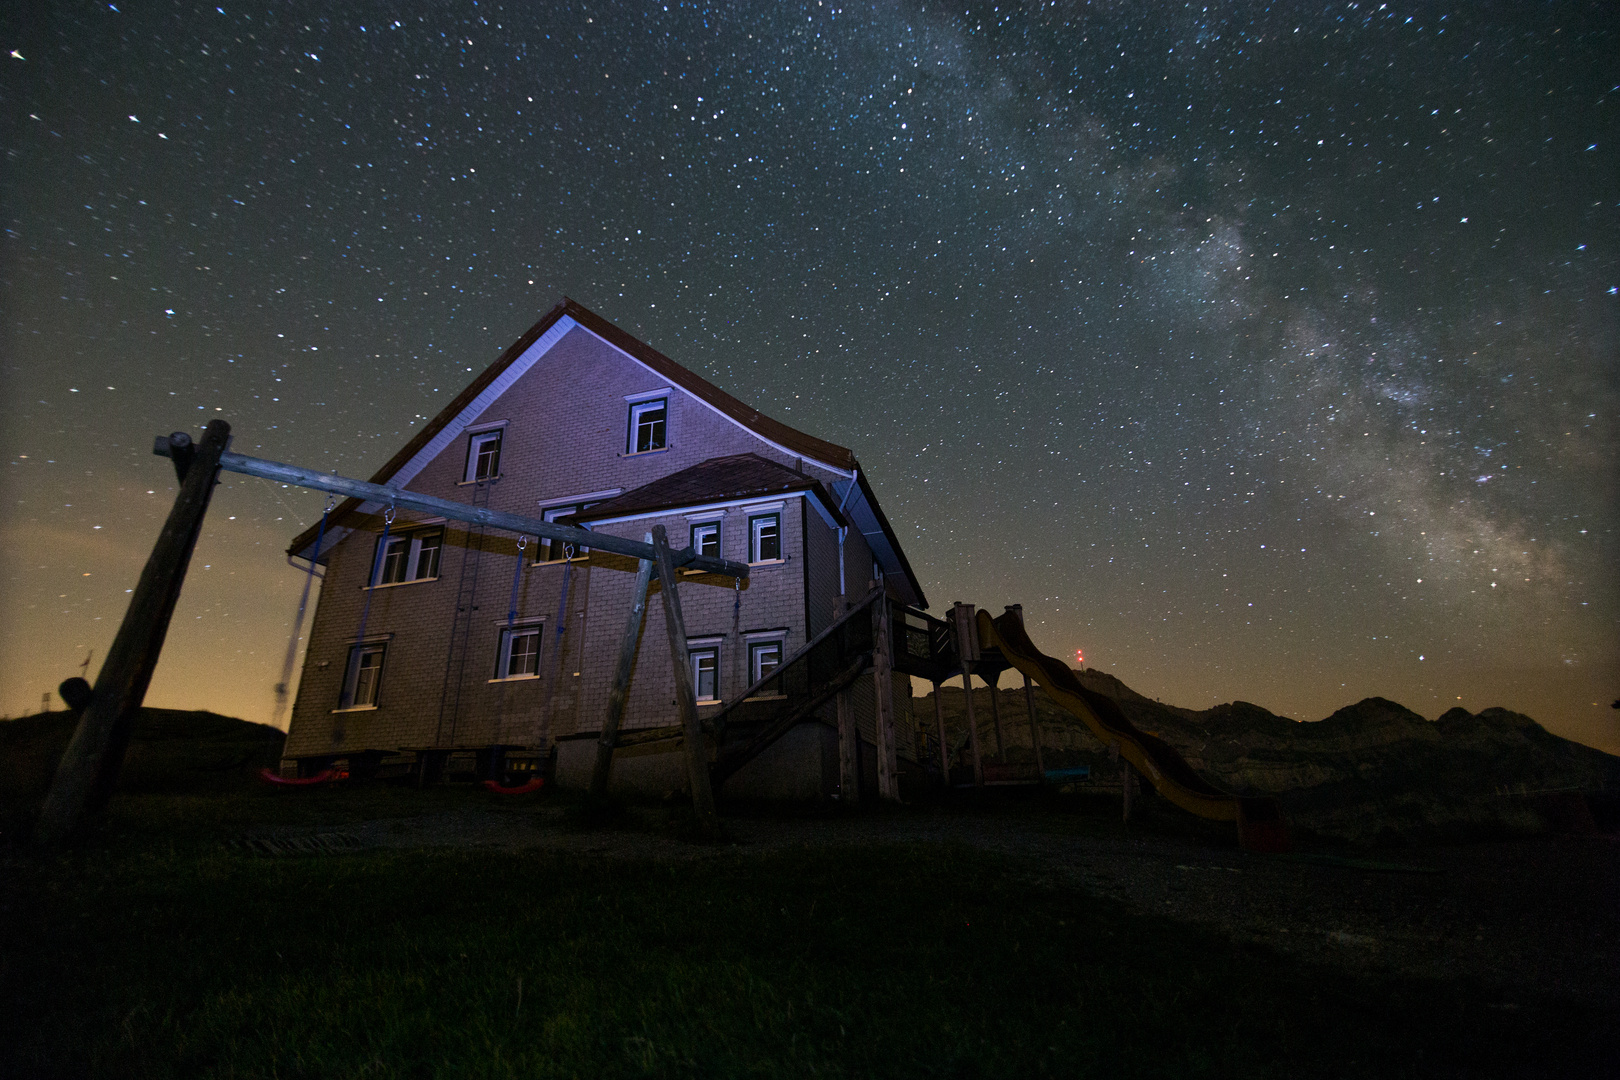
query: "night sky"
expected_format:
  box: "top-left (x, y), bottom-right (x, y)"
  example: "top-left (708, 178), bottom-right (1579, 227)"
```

top-left (4, 2), bottom-right (1616, 752)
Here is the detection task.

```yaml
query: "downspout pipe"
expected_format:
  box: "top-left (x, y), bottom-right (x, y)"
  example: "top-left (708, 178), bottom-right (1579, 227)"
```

top-left (836, 470), bottom-right (860, 598)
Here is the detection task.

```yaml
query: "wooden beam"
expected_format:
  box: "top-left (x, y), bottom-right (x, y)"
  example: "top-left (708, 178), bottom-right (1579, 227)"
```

top-left (650, 524), bottom-right (719, 837)
top-left (154, 441), bottom-right (751, 579)
top-left (712, 653), bottom-right (871, 789)
top-left (871, 596), bottom-right (899, 802)
top-left (932, 680), bottom-right (949, 781)
top-left (611, 724), bottom-right (685, 748)
top-left (837, 685), bottom-right (859, 802)
top-left (35, 422), bottom-right (232, 845)
top-left (589, 545), bottom-right (655, 800)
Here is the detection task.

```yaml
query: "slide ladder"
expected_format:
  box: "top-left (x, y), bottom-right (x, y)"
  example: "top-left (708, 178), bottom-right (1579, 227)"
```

top-left (976, 609), bottom-right (1291, 852)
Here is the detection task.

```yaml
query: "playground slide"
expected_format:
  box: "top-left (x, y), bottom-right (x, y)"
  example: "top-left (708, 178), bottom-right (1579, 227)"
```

top-left (976, 609), bottom-right (1291, 852)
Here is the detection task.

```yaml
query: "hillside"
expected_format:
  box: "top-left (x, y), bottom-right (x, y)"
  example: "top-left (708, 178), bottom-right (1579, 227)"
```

top-left (919, 671), bottom-right (1620, 844)
top-left (0, 708), bottom-right (285, 831)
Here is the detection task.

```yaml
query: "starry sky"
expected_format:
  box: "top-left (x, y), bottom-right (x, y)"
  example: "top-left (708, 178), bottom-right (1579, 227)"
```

top-left (3, 2), bottom-right (1616, 752)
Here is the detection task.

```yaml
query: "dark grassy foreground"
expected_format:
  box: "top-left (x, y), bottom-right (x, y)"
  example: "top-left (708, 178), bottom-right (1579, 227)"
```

top-left (2, 791), bottom-right (1614, 1079)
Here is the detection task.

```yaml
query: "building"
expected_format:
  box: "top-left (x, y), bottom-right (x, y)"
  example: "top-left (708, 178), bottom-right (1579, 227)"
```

top-left (281, 298), bottom-right (954, 800)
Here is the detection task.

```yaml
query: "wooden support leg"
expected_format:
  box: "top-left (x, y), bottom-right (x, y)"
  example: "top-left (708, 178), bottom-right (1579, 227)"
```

top-left (837, 686), bottom-right (859, 802)
top-left (986, 671), bottom-right (1004, 761)
top-left (34, 421), bottom-right (232, 846)
top-left (871, 595), bottom-right (899, 802)
top-left (650, 525), bottom-right (720, 837)
top-left (590, 548), bottom-right (654, 801)
top-left (1023, 673), bottom-right (1045, 777)
top-left (932, 680), bottom-right (948, 783)
top-left (1122, 760), bottom-right (1138, 823)
top-left (961, 670), bottom-right (983, 788)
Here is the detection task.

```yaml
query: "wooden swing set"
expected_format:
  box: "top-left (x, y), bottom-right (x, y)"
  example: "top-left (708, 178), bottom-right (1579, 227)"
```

top-left (32, 419), bottom-right (754, 845)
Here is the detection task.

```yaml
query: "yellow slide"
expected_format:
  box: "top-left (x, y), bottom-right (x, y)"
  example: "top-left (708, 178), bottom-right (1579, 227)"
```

top-left (977, 609), bottom-right (1291, 852)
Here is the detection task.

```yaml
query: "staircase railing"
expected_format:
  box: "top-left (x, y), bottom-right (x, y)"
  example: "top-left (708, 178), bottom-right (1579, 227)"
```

top-left (704, 587), bottom-right (883, 788)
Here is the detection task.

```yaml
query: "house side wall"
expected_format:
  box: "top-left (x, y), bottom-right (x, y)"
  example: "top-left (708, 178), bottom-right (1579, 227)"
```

top-left (569, 504), bottom-right (808, 737)
top-left (285, 321), bottom-right (909, 783)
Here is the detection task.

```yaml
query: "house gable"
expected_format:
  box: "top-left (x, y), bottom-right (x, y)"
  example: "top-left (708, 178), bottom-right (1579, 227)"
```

top-left (287, 297), bottom-right (927, 608)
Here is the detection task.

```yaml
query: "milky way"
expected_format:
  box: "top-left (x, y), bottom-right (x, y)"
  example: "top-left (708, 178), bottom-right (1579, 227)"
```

top-left (3, 2), bottom-right (1615, 750)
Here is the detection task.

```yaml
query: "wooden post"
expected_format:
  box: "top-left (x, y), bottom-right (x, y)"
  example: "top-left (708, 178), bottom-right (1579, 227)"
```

top-left (1023, 673), bottom-right (1045, 777)
top-left (950, 602), bottom-right (983, 788)
top-left (1122, 759), bottom-right (1138, 823)
top-left (34, 421), bottom-right (231, 845)
top-left (650, 525), bottom-right (719, 837)
top-left (932, 680), bottom-right (949, 782)
top-left (589, 543), bottom-right (655, 801)
top-left (837, 686), bottom-right (859, 802)
top-left (961, 670), bottom-right (983, 788)
top-left (871, 595), bottom-right (899, 802)
top-left (985, 669), bottom-right (1004, 760)
top-left (1004, 607), bottom-right (1044, 778)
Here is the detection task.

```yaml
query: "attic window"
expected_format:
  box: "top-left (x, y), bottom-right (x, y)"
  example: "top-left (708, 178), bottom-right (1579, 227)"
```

top-left (627, 398), bottom-right (668, 454)
top-left (465, 429), bottom-right (503, 482)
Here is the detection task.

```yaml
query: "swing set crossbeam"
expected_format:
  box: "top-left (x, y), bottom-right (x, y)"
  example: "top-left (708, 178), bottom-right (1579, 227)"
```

top-left (152, 438), bottom-right (752, 580)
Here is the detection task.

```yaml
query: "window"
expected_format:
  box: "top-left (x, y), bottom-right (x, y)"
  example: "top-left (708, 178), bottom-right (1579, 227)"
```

top-left (465, 429), bottom-right (503, 482)
top-left (749, 513), bottom-right (781, 563)
top-left (538, 504), bottom-right (595, 563)
top-left (339, 642), bottom-right (386, 709)
top-left (627, 398), bottom-right (667, 454)
top-left (749, 640), bottom-right (783, 687)
top-left (689, 644), bottom-right (720, 702)
top-left (495, 624), bottom-right (543, 680)
top-left (690, 521), bottom-right (721, 560)
top-left (373, 528), bottom-right (442, 586)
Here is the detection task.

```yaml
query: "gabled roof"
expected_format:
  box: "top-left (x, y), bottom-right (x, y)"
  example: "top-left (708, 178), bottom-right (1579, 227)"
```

top-left (564, 453), bottom-right (845, 527)
top-left (286, 297), bottom-right (927, 607)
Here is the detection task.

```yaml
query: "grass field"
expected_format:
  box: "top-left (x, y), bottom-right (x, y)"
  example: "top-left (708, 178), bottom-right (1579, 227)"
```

top-left (2, 785), bottom-right (1614, 1079)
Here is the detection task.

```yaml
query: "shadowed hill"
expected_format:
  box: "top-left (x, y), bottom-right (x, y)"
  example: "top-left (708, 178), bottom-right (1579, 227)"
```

top-left (1, 709), bottom-right (285, 834)
top-left (920, 674), bottom-right (1619, 844)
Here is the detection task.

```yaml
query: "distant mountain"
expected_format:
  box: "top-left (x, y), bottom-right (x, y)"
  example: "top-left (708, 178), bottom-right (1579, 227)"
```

top-left (920, 672), bottom-right (1619, 844)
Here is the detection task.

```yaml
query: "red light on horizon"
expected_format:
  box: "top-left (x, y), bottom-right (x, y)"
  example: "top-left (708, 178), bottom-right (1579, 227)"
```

top-left (1075, 648), bottom-right (1084, 667)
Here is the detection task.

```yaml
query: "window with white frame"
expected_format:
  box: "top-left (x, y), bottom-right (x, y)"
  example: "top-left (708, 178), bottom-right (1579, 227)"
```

top-left (749, 512), bottom-right (781, 563)
top-left (494, 623), bottom-right (543, 680)
top-left (339, 641), bottom-right (387, 709)
top-left (627, 397), bottom-right (668, 454)
top-left (689, 642), bottom-right (721, 702)
top-left (538, 504), bottom-right (596, 563)
top-left (690, 520), bottom-right (721, 560)
top-left (465, 428), bottom-right (503, 482)
top-left (748, 638), bottom-right (783, 688)
top-left (374, 527), bottom-right (442, 586)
